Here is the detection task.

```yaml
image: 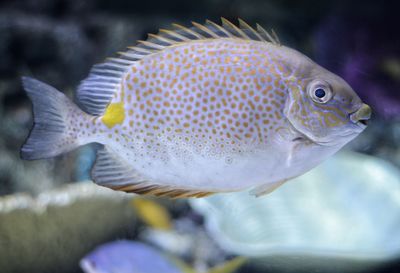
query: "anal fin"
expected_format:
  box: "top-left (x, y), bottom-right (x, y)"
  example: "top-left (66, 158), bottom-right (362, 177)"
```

top-left (250, 180), bottom-right (287, 197)
top-left (92, 146), bottom-right (214, 198)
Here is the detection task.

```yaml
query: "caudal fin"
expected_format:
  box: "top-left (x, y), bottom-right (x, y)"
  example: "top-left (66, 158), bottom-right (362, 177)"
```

top-left (21, 77), bottom-right (82, 160)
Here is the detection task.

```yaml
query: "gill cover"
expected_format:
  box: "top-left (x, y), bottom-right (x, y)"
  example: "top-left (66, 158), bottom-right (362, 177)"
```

top-left (283, 78), bottom-right (348, 144)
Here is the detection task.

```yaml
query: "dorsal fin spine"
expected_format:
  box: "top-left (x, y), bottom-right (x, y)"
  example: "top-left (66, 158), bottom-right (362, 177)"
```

top-left (96, 63), bottom-right (127, 70)
top-left (127, 46), bottom-right (154, 54)
top-left (221, 17), bottom-right (251, 39)
top-left (147, 33), bottom-right (175, 45)
top-left (81, 81), bottom-right (116, 87)
top-left (137, 40), bottom-right (165, 50)
top-left (256, 23), bottom-right (277, 44)
top-left (159, 29), bottom-right (190, 41)
top-left (118, 51), bottom-right (147, 60)
top-left (92, 62), bottom-right (125, 70)
top-left (172, 23), bottom-right (204, 39)
top-left (107, 57), bottom-right (134, 65)
top-left (271, 29), bottom-right (281, 45)
top-left (91, 68), bottom-right (122, 76)
top-left (238, 18), bottom-right (264, 41)
top-left (191, 21), bottom-right (219, 38)
top-left (205, 19), bottom-right (233, 37)
top-left (90, 75), bottom-right (119, 82)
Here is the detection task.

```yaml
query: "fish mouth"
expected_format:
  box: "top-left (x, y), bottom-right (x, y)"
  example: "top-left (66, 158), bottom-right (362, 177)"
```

top-left (350, 103), bottom-right (371, 129)
top-left (356, 119), bottom-right (368, 129)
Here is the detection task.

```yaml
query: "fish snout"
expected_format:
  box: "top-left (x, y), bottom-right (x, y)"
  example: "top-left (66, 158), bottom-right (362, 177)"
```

top-left (350, 103), bottom-right (372, 127)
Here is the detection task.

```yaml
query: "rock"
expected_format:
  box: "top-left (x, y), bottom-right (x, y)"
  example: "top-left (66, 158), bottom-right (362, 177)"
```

top-left (0, 183), bottom-right (136, 273)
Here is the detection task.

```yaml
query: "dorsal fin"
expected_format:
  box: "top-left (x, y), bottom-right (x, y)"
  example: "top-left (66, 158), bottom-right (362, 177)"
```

top-left (76, 19), bottom-right (280, 115)
top-left (172, 23), bottom-right (205, 39)
top-left (221, 17), bottom-right (251, 39)
top-left (238, 18), bottom-right (264, 41)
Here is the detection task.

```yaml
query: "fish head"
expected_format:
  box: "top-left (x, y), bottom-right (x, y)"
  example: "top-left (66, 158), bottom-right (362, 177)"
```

top-left (284, 60), bottom-right (371, 147)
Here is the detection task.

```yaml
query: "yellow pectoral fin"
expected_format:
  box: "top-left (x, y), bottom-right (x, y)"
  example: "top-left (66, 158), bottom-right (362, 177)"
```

top-left (101, 102), bottom-right (125, 128)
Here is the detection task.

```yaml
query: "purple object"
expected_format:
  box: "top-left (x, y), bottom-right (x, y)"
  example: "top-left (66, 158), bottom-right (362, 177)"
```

top-left (314, 15), bottom-right (400, 119)
top-left (80, 240), bottom-right (183, 273)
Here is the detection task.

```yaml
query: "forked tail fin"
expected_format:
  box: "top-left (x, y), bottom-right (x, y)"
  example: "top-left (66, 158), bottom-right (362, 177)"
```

top-left (21, 77), bottom-right (86, 160)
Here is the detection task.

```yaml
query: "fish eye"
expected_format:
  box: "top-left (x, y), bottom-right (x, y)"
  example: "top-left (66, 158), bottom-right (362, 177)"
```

top-left (314, 88), bottom-right (326, 98)
top-left (308, 80), bottom-right (332, 103)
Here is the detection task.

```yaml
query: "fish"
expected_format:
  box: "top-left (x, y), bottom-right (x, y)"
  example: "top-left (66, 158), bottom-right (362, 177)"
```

top-left (80, 240), bottom-right (183, 273)
top-left (20, 18), bottom-right (372, 198)
top-left (80, 240), bottom-right (246, 273)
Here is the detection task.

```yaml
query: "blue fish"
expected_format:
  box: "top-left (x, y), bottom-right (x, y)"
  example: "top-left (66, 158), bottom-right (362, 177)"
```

top-left (80, 240), bottom-right (182, 273)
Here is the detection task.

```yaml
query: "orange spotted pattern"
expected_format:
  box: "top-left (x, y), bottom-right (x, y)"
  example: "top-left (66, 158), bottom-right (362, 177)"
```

top-left (92, 38), bottom-right (292, 162)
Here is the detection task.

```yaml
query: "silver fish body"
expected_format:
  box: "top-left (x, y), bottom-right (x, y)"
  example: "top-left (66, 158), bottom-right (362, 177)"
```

top-left (21, 19), bottom-right (371, 198)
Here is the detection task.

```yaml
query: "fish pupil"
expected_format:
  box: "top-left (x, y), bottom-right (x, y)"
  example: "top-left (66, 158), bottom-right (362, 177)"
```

top-left (315, 88), bottom-right (326, 98)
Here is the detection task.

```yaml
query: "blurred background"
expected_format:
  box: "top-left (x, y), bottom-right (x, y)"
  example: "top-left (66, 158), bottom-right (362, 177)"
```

top-left (0, 0), bottom-right (399, 273)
